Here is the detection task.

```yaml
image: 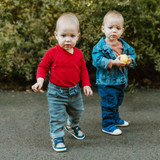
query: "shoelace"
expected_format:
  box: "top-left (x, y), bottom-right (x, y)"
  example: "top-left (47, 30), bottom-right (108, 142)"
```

top-left (72, 126), bottom-right (81, 134)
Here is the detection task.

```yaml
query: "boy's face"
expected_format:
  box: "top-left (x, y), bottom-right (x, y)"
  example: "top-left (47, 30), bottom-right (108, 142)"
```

top-left (102, 16), bottom-right (124, 43)
top-left (55, 21), bottom-right (79, 53)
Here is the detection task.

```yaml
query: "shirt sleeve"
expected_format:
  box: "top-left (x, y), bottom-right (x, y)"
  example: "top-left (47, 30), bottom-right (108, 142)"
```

top-left (92, 46), bottom-right (110, 69)
top-left (128, 47), bottom-right (136, 68)
top-left (79, 53), bottom-right (91, 87)
top-left (36, 50), bottom-right (52, 80)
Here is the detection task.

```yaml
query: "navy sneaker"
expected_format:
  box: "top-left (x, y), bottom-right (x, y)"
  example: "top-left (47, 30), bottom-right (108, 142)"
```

top-left (115, 119), bottom-right (129, 127)
top-left (65, 125), bottom-right (85, 140)
top-left (102, 125), bottom-right (122, 136)
top-left (51, 137), bottom-right (67, 152)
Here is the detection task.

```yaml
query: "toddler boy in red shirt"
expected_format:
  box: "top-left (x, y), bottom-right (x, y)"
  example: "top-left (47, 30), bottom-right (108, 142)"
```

top-left (32, 12), bottom-right (92, 152)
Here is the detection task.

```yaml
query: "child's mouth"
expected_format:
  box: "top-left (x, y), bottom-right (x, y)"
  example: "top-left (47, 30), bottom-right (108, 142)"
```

top-left (112, 35), bottom-right (117, 38)
top-left (65, 44), bottom-right (71, 47)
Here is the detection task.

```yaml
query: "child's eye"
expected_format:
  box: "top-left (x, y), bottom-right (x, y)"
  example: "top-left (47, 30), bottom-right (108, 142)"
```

top-left (61, 35), bottom-right (66, 37)
top-left (108, 27), bottom-right (112, 29)
top-left (71, 35), bottom-right (76, 38)
top-left (117, 28), bottom-right (121, 30)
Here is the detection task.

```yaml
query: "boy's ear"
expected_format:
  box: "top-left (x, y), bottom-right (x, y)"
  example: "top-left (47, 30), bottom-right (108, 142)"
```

top-left (54, 31), bottom-right (58, 39)
top-left (77, 33), bottom-right (80, 38)
top-left (122, 28), bottom-right (125, 33)
top-left (101, 25), bottom-right (105, 33)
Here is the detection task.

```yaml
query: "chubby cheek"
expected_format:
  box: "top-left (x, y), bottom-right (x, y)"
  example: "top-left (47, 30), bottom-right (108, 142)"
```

top-left (118, 33), bottom-right (122, 38)
top-left (58, 42), bottom-right (65, 48)
top-left (73, 41), bottom-right (78, 47)
top-left (119, 30), bottom-right (123, 36)
top-left (105, 31), bottom-right (111, 36)
top-left (74, 37), bottom-right (79, 43)
top-left (59, 39), bottom-right (65, 45)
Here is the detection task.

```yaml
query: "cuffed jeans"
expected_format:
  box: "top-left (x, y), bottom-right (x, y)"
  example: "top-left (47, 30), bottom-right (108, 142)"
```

top-left (47, 82), bottom-right (84, 139)
top-left (98, 85), bottom-right (124, 129)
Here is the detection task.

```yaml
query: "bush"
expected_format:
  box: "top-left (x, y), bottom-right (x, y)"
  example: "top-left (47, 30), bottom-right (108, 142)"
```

top-left (0, 0), bottom-right (160, 89)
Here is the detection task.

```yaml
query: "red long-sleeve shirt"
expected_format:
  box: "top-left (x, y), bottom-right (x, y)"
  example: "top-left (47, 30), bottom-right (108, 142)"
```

top-left (37, 45), bottom-right (91, 87)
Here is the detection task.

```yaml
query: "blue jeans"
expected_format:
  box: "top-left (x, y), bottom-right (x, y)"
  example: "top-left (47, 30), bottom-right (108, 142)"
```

top-left (98, 85), bottom-right (124, 129)
top-left (47, 82), bottom-right (84, 139)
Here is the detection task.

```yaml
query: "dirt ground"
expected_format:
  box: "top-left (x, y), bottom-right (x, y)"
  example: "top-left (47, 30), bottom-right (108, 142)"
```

top-left (0, 89), bottom-right (160, 160)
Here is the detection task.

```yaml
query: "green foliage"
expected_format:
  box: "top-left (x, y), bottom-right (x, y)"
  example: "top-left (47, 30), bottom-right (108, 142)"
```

top-left (0, 0), bottom-right (59, 82)
top-left (0, 0), bottom-right (160, 89)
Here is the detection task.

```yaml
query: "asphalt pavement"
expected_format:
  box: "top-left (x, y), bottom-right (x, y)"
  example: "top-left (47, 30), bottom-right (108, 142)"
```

top-left (0, 89), bottom-right (160, 160)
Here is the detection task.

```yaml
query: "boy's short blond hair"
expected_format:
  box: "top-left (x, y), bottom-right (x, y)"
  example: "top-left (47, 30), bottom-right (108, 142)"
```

top-left (56, 12), bottom-right (80, 32)
top-left (103, 10), bottom-right (124, 26)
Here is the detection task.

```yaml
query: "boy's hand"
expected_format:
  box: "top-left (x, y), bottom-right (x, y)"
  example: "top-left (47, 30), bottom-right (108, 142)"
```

top-left (32, 78), bottom-right (44, 92)
top-left (83, 86), bottom-right (93, 97)
top-left (126, 56), bottom-right (132, 66)
top-left (113, 56), bottom-right (126, 67)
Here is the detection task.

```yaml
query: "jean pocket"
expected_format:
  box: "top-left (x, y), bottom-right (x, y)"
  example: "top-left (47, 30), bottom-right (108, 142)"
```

top-left (47, 89), bottom-right (58, 98)
top-left (69, 87), bottom-right (80, 96)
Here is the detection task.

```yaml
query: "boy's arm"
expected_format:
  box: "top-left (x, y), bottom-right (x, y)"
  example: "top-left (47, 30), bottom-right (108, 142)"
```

top-left (79, 53), bottom-right (91, 87)
top-left (32, 50), bottom-right (52, 92)
top-left (92, 47), bottom-right (125, 69)
top-left (79, 53), bottom-right (93, 96)
top-left (36, 50), bottom-right (52, 80)
top-left (128, 47), bottom-right (136, 68)
top-left (92, 47), bottom-right (110, 69)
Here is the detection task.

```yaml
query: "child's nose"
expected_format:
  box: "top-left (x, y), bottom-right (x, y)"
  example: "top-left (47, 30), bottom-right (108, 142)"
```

top-left (66, 36), bottom-right (71, 41)
top-left (112, 28), bottom-right (117, 32)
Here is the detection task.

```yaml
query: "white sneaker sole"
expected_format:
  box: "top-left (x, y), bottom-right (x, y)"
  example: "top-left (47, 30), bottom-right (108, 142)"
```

top-left (53, 147), bottom-right (67, 152)
top-left (116, 121), bottom-right (129, 127)
top-left (102, 129), bottom-right (122, 136)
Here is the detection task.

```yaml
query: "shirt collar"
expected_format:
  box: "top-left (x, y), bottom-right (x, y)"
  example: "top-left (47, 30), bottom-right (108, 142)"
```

top-left (97, 37), bottom-right (129, 51)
